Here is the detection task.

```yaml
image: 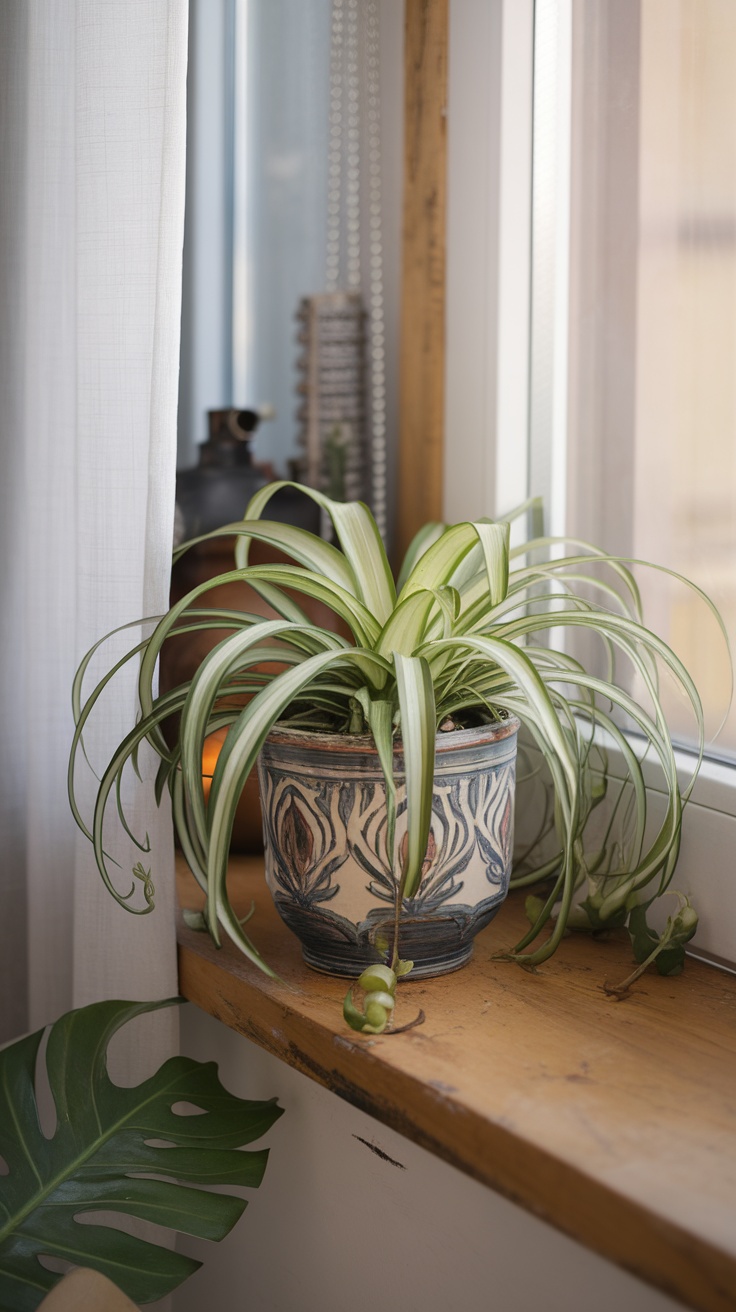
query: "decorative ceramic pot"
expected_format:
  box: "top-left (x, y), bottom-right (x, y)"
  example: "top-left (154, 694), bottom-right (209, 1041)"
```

top-left (257, 717), bottom-right (520, 978)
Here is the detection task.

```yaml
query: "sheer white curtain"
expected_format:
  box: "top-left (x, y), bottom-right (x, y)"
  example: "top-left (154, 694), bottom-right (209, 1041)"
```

top-left (0, 1), bottom-right (188, 1047)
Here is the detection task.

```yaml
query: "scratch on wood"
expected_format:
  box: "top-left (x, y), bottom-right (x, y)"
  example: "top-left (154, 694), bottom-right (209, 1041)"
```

top-left (353, 1135), bottom-right (407, 1170)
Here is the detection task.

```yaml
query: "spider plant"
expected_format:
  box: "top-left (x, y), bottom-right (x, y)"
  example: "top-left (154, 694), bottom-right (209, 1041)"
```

top-left (69, 481), bottom-right (723, 984)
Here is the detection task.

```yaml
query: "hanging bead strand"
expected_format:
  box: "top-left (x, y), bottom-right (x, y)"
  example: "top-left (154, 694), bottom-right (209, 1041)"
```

top-left (326, 0), bottom-right (345, 293)
top-left (364, 0), bottom-right (387, 539)
top-left (344, 0), bottom-right (361, 292)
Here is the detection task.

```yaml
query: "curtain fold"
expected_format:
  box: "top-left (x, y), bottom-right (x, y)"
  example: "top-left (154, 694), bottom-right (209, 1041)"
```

top-left (0, 0), bottom-right (188, 1054)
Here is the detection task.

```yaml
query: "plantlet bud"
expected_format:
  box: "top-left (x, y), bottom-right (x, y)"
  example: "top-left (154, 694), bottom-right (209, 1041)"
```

top-left (357, 965), bottom-right (397, 994)
top-left (673, 904), bottom-right (698, 940)
top-left (524, 895), bottom-right (546, 926)
top-left (363, 990), bottom-right (395, 1011)
top-left (364, 1001), bottom-right (390, 1029)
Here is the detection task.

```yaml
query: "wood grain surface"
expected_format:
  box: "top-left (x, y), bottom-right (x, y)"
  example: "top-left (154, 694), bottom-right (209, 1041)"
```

top-left (396, 0), bottom-right (448, 563)
top-left (177, 855), bottom-right (736, 1312)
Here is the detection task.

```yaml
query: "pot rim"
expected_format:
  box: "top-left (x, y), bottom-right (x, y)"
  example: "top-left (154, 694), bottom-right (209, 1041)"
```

top-left (265, 715), bottom-right (521, 756)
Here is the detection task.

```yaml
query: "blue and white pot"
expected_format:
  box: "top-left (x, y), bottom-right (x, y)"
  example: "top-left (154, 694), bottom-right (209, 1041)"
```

top-left (257, 718), bottom-right (520, 979)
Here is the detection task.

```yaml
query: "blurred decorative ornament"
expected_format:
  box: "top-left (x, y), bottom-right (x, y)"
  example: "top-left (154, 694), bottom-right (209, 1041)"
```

top-left (295, 292), bottom-right (367, 504)
top-left (175, 407), bottom-right (273, 543)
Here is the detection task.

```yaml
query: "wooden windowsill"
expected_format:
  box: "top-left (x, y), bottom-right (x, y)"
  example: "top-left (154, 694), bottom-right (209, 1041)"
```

top-left (176, 854), bottom-right (736, 1312)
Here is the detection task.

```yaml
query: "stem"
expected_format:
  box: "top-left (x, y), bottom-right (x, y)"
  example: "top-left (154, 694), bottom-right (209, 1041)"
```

top-left (390, 883), bottom-right (402, 971)
top-left (604, 922), bottom-right (675, 999)
top-left (390, 1009), bottom-right (426, 1034)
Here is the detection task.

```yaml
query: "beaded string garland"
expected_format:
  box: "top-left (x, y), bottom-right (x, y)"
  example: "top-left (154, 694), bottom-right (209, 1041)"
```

top-left (295, 0), bottom-right (387, 538)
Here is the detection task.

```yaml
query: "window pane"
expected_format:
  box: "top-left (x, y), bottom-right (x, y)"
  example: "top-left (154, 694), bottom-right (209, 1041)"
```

top-left (565, 0), bottom-right (736, 755)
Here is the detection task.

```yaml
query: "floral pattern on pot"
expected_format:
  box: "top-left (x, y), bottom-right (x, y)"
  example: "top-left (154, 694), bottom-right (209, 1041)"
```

top-left (257, 719), bottom-right (520, 978)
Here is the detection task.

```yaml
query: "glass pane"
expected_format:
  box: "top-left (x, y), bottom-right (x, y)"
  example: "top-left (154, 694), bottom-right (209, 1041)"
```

top-left (565, 0), bottom-right (736, 755)
top-left (235, 0), bottom-right (331, 474)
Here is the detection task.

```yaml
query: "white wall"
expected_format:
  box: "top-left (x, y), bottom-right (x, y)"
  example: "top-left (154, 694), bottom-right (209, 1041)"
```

top-left (174, 1004), bottom-right (685, 1312)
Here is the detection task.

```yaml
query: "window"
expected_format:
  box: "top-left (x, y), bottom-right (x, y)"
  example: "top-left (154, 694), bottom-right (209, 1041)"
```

top-left (562, 0), bottom-right (736, 758)
top-left (178, 0), bottom-right (332, 476)
top-left (179, 0), bottom-right (403, 540)
top-left (446, 0), bottom-right (736, 968)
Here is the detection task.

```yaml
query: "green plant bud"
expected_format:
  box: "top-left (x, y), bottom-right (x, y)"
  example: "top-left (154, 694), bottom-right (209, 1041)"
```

top-left (590, 775), bottom-right (607, 803)
top-left (358, 965), bottom-right (397, 995)
top-left (364, 1001), bottom-right (390, 1030)
top-left (181, 908), bottom-right (208, 932)
top-left (343, 990), bottom-right (371, 1033)
top-left (525, 895), bottom-right (546, 926)
top-left (363, 989), bottom-right (395, 1011)
top-left (673, 905), bottom-right (698, 940)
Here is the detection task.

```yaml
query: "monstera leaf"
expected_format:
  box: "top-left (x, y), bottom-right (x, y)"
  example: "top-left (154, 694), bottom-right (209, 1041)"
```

top-left (0, 998), bottom-right (283, 1310)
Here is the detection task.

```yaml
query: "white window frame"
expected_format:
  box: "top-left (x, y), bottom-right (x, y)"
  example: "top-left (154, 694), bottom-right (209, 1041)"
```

top-left (444, 0), bottom-right (533, 528)
top-left (444, 0), bottom-right (736, 969)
